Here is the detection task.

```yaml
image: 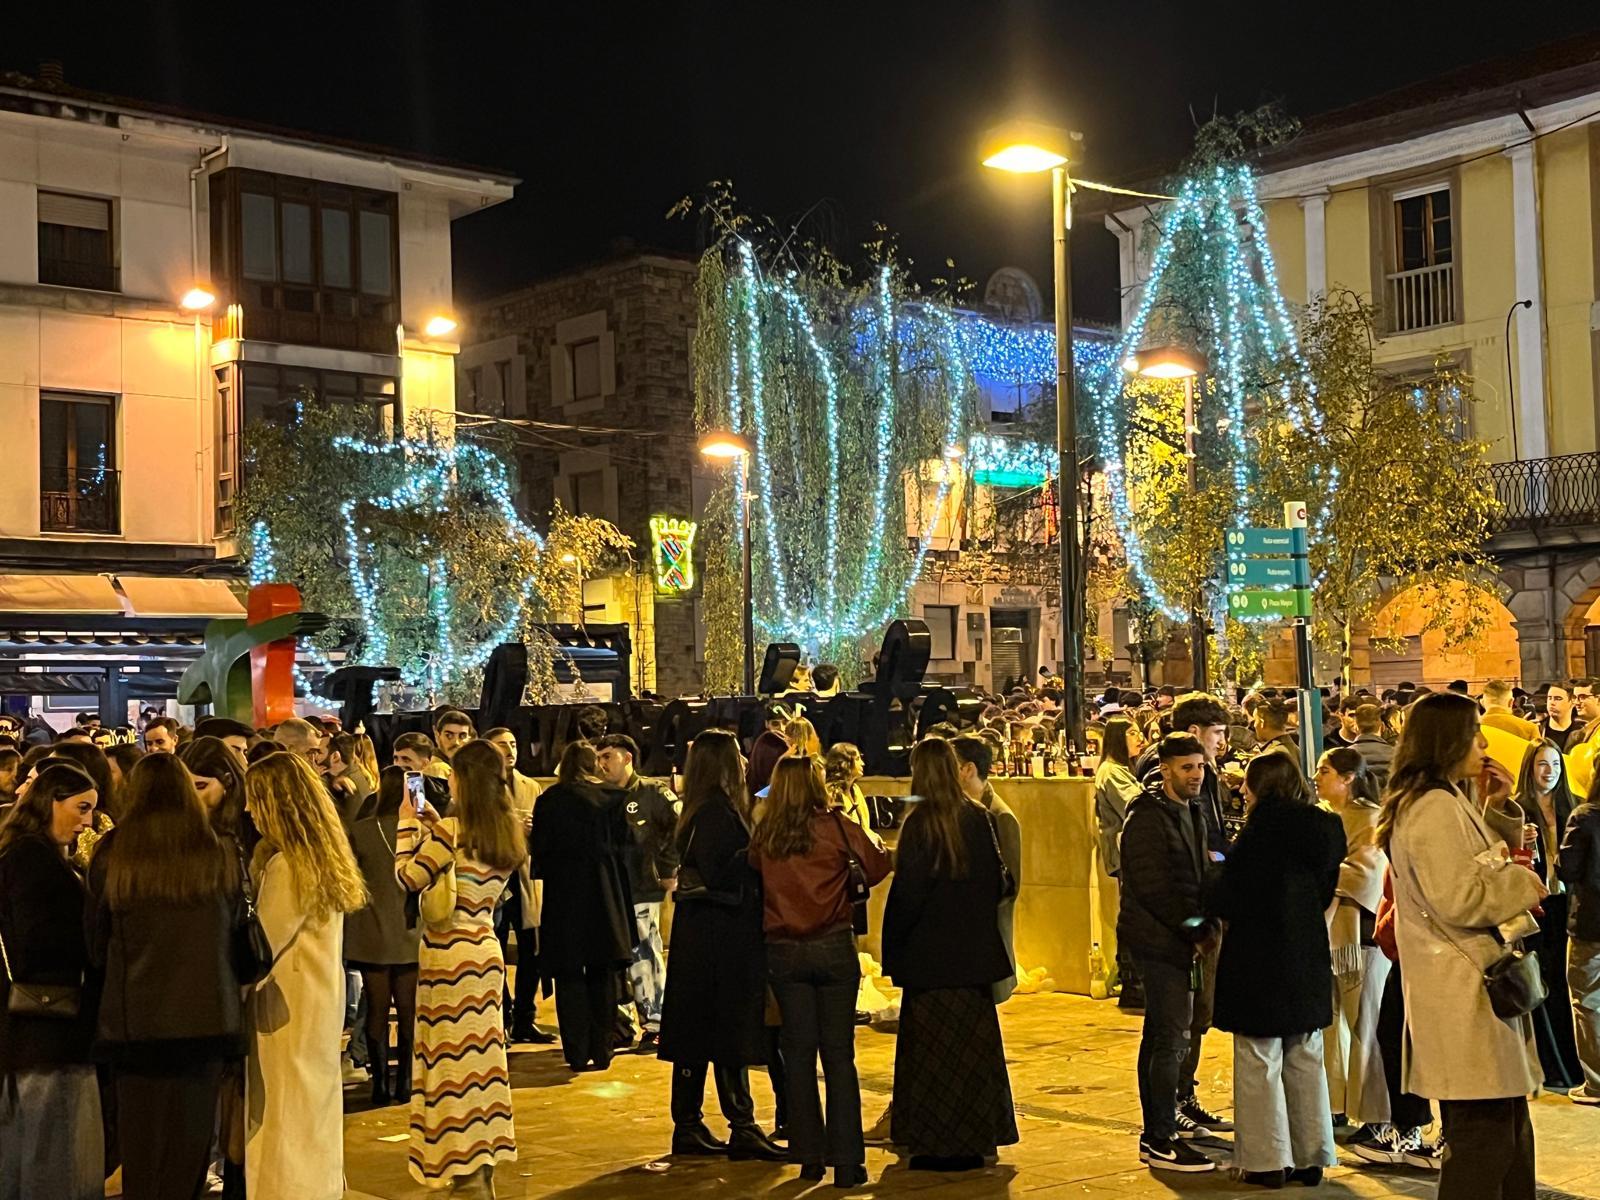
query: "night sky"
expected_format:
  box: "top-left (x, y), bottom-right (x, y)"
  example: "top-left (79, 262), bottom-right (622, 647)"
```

top-left (10, 3), bottom-right (1600, 324)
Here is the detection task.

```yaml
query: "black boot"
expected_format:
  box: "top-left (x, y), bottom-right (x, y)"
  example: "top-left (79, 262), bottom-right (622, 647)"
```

top-left (393, 1034), bottom-right (413, 1104)
top-left (670, 1064), bottom-right (727, 1156)
top-left (370, 1061), bottom-right (390, 1107)
top-left (727, 1125), bottom-right (786, 1161)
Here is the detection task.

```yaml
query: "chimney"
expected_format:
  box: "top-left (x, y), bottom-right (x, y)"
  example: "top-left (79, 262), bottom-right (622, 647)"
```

top-left (37, 60), bottom-right (65, 88)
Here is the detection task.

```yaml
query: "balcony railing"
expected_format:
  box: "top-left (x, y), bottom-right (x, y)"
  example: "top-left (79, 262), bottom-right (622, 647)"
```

top-left (40, 466), bottom-right (120, 534)
top-left (1490, 453), bottom-right (1600, 533)
top-left (1386, 261), bottom-right (1454, 333)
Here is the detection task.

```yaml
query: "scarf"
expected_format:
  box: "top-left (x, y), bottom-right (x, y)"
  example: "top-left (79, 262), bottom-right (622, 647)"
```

top-left (1329, 803), bottom-right (1386, 985)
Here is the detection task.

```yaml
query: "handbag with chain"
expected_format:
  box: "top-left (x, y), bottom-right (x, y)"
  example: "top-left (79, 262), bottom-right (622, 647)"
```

top-left (1414, 885), bottom-right (1546, 1019)
top-left (232, 842), bottom-right (273, 987)
top-left (0, 923), bottom-right (80, 1021)
top-left (985, 809), bottom-right (1019, 900)
top-left (829, 811), bottom-right (872, 934)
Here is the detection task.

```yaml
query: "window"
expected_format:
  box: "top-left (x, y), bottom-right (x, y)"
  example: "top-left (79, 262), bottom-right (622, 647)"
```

top-left (1394, 189), bottom-right (1452, 271)
top-left (924, 604), bottom-right (959, 660)
top-left (570, 469), bottom-right (606, 519)
top-left (211, 170), bottom-right (398, 353)
top-left (464, 366), bottom-right (484, 411)
top-left (38, 192), bottom-right (117, 291)
top-left (40, 391), bottom-right (118, 533)
top-left (215, 371), bottom-right (237, 535)
top-left (239, 365), bottom-right (397, 434)
top-left (495, 360), bottom-right (513, 417)
top-left (572, 339), bottom-right (602, 400)
top-left (1386, 185), bottom-right (1455, 332)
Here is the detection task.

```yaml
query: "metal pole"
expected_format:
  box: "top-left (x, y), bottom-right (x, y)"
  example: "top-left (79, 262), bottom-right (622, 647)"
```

top-left (1184, 375), bottom-right (1208, 689)
top-left (1052, 164), bottom-right (1085, 750)
top-left (741, 455), bottom-right (756, 696)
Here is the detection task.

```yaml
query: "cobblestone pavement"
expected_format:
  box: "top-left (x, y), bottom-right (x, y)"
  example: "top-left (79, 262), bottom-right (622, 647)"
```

top-left (344, 992), bottom-right (1600, 1199)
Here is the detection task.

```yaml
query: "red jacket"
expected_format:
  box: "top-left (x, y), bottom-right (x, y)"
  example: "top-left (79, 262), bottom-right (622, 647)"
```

top-left (1374, 869), bottom-right (1398, 962)
top-left (749, 811), bottom-right (890, 940)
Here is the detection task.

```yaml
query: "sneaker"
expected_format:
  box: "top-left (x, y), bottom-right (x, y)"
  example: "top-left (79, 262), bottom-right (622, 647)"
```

top-left (1572, 1087), bottom-right (1600, 1106)
top-left (1402, 1138), bottom-right (1444, 1171)
top-left (1348, 1123), bottom-right (1409, 1166)
top-left (1173, 1109), bottom-right (1211, 1140)
top-left (340, 1052), bottom-right (367, 1085)
top-left (1179, 1096), bottom-right (1233, 1132)
top-left (1139, 1136), bottom-right (1215, 1173)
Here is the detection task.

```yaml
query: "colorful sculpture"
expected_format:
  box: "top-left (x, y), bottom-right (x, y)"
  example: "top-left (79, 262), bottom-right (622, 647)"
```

top-left (178, 583), bottom-right (329, 726)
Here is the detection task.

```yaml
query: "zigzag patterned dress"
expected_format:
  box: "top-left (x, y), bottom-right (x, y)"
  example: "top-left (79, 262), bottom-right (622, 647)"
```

top-left (396, 815), bottom-right (517, 1186)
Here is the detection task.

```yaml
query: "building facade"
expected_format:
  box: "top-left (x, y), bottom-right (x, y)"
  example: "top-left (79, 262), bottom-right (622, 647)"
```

top-left (1106, 37), bottom-right (1600, 689)
top-left (0, 70), bottom-right (512, 723)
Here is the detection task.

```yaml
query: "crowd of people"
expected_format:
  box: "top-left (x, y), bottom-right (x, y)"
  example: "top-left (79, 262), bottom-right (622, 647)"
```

top-left (3, 666), bottom-right (1596, 1198)
top-left (1096, 675), bottom-right (1600, 1195)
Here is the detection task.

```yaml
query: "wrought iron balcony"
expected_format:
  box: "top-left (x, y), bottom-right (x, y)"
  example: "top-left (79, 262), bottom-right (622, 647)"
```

top-left (40, 466), bottom-right (120, 534)
top-left (1490, 453), bottom-right (1600, 534)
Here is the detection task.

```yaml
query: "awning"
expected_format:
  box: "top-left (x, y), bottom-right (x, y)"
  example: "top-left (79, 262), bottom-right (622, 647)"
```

top-left (0, 574), bottom-right (122, 614)
top-left (115, 577), bottom-right (245, 619)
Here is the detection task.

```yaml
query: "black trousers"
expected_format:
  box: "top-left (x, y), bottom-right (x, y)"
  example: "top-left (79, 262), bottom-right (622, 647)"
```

top-left (1375, 962), bottom-right (1433, 1131)
top-left (555, 966), bottom-right (618, 1070)
top-left (115, 1059), bottom-right (226, 1200)
top-left (1131, 955), bottom-right (1200, 1142)
top-left (670, 1061), bottom-right (757, 1131)
top-left (1438, 1097), bottom-right (1535, 1200)
top-left (495, 891), bottom-right (539, 1027)
top-left (768, 929), bottom-right (861, 1167)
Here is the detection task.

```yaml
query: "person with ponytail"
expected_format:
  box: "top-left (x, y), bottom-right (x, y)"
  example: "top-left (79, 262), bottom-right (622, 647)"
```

top-left (1380, 692), bottom-right (1547, 1197)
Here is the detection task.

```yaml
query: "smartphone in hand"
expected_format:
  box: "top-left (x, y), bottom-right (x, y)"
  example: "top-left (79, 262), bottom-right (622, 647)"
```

top-left (405, 770), bottom-right (429, 815)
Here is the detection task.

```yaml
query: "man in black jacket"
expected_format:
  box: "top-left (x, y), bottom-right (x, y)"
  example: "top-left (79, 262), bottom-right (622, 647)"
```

top-left (1119, 733), bottom-right (1223, 1173)
top-left (1560, 795), bottom-right (1600, 1103)
top-left (596, 733), bottom-right (679, 1051)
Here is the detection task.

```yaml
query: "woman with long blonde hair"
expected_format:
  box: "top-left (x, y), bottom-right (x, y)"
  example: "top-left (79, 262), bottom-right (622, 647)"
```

top-left (783, 717), bottom-right (822, 760)
top-left (242, 752), bottom-right (366, 1200)
top-left (396, 739), bottom-right (524, 1195)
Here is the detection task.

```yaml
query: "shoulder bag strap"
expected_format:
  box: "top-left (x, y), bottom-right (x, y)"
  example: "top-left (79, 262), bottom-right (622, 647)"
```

top-left (0, 924), bottom-right (12, 984)
top-left (829, 810), bottom-right (862, 871)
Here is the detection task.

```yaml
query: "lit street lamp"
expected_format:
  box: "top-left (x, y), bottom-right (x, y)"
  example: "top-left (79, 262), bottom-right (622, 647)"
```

top-left (1128, 345), bottom-right (1209, 689)
top-left (699, 430), bottom-right (756, 695)
top-left (983, 121), bottom-right (1087, 752)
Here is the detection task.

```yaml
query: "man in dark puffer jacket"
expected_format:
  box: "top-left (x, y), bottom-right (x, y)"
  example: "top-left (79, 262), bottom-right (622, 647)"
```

top-left (1118, 733), bottom-right (1223, 1174)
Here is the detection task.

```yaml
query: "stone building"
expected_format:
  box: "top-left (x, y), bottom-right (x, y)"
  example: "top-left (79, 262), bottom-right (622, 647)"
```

top-left (459, 251), bottom-right (705, 696)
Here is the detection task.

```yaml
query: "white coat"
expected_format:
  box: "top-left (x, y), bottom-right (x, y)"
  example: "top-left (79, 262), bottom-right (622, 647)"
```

top-left (246, 854), bottom-right (347, 1200)
top-left (1390, 786), bottom-right (1544, 1100)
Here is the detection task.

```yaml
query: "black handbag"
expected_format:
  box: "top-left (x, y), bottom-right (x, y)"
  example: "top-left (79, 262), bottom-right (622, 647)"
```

top-left (0, 925), bottom-right (80, 1021)
top-left (1419, 903), bottom-right (1547, 1019)
top-left (985, 810), bottom-right (1019, 901)
top-left (830, 812), bottom-right (872, 935)
top-left (231, 844), bottom-right (274, 988)
top-left (672, 827), bottom-right (743, 908)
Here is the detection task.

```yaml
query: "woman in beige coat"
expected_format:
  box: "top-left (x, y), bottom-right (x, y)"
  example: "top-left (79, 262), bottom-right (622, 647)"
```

top-left (1378, 693), bottom-right (1547, 1200)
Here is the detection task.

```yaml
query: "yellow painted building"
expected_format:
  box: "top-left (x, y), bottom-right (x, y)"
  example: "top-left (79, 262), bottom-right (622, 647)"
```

top-left (1107, 38), bottom-right (1600, 688)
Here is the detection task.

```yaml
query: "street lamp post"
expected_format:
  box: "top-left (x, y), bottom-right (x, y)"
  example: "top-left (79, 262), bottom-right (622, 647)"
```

top-left (1128, 345), bottom-right (1209, 689)
top-left (983, 123), bottom-right (1086, 751)
top-left (699, 431), bottom-right (756, 695)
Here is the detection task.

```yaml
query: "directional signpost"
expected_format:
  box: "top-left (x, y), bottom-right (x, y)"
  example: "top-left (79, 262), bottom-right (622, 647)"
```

top-left (1226, 501), bottom-right (1322, 779)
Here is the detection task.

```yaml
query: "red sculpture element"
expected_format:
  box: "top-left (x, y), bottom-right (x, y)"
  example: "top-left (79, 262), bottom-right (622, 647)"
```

top-left (249, 583), bottom-right (303, 727)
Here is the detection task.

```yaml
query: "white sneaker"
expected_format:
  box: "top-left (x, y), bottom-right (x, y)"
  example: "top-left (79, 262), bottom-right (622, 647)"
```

top-left (341, 1052), bottom-right (367, 1085)
top-left (1348, 1124), bottom-right (1410, 1166)
top-left (1173, 1109), bottom-right (1211, 1140)
top-left (1572, 1087), bottom-right (1600, 1106)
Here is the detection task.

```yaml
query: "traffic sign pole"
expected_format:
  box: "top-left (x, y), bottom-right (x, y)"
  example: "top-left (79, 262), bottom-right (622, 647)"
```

top-left (1284, 501), bottom-right (1323, 780)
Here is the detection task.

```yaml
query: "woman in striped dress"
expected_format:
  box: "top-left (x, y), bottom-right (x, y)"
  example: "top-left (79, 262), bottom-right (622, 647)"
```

top-left (397, 739), bottom-right (526, 1197)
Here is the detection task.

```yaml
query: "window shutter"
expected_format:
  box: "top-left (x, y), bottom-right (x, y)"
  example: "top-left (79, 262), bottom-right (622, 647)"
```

top-left (599, 331), bottom-right (617, 397)
top-left (38, 192), bottom-right (110, 230)
top-left (551, 343), bottom-right (573, 405)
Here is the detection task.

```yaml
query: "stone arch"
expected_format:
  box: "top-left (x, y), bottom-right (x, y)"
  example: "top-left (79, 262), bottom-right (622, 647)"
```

top-left (1354, 575), bottom-right (1521, 690)
top-left (1558, 556), bottom-right (1600, 678)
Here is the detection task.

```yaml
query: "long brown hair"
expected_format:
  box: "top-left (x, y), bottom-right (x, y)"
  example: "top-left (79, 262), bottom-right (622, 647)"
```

top-left (0, 762), bottom-right (95, 856)
top-left (178, 736), bottom-right (247, 838)
top-left (1101, 716), bottom-right (1138, 768)
top-left (908, 737), bottom-right (971, 878)
top-left (680, 729), bottom-right (747, 832)
top-left (103, 754), bottom-right (236, 909)
top-left (556, 740), bottom-right (597, 784)
top-left (1376, 692), bottom-right (1480, 852)
top-left (449, 739), bottom-right (526, 871)
top-left (44, 741), bottom-right (113, 820)
top-left (243, 752), bottom-right (368, 923)
top-left (751, 756), bottom-right (827, 859)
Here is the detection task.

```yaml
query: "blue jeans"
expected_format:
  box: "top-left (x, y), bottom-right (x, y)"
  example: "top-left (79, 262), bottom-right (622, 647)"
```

top-left (767, 928), bottom-right (862, 1168)
top-left (0, 1066), bottom-right (103, 1200)
top-left (1133, 955), bottom-right (1199, 1142)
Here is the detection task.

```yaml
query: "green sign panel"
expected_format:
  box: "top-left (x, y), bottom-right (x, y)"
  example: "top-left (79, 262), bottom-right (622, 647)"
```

top-left (1226, 527), bottom-right (1307, 555)
top-left (1226, 557), bottom-right (1310, 587)
top-left (1227, 589), bottom-right (1312, 619)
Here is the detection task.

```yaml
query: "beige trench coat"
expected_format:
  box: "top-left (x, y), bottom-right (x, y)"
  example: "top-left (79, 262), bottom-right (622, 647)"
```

top-left (511, 770), bottom-right (542, 929)
top-left (1390, 786), bottom-right (1544, 1100)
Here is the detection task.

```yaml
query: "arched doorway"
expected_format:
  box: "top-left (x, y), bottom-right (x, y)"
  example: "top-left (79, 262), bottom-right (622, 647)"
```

top-left (1364, 581), bottom-right (1521, 690)
top-left (1566, 590), bottom-right (1600, 679)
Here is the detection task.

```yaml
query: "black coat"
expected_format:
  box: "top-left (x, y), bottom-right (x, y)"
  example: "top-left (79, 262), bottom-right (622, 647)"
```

top-left (1118, 779), bottom-right (1216, 969)
top-left (530, 780), bottom-right (636, 975)
top-left (1207, 801), bottom-right (1345, 1037)
top-left (1559, 802), bottom-right (1600, 942)
top-left (0, 835), bottom-right (98, 1071)
top-left (84, 829), bottom-right (247, 1066)
top-left (657, 792), bottom-right (767, 1066)
top-left (882, 801), bottom-right (1012, 990)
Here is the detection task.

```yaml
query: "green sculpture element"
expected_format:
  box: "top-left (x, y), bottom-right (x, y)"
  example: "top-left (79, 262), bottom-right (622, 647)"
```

top-left (179, 610), bottom-right (330, 724)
